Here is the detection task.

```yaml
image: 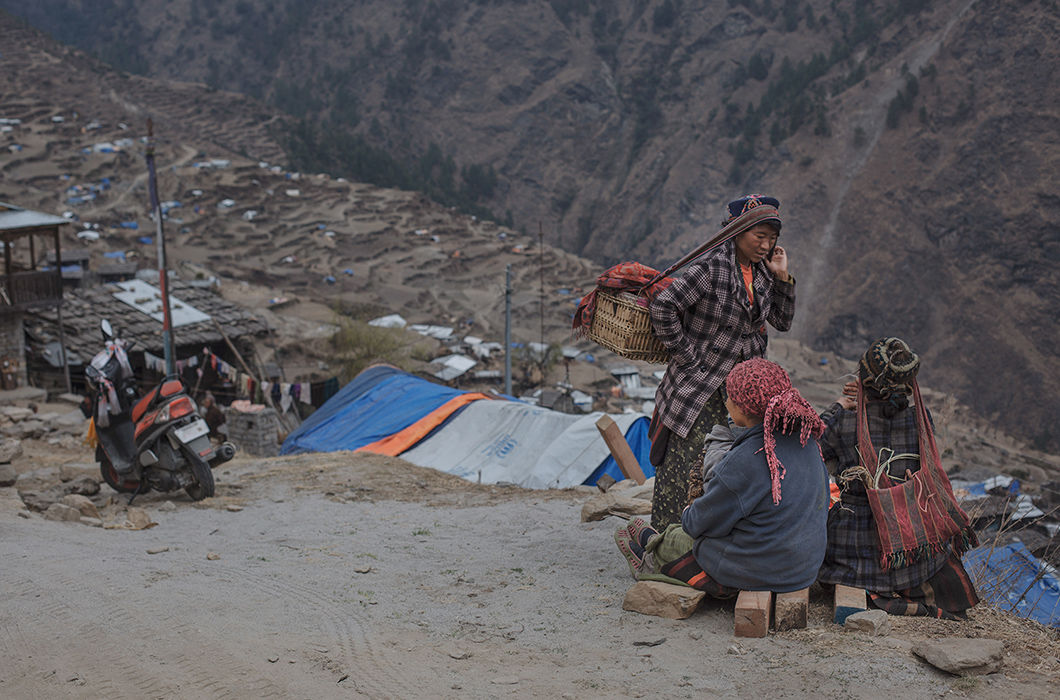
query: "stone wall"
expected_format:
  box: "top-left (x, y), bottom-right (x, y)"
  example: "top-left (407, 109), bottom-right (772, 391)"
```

top-left (224, 406), bottom-right (278, 457)
top-left (0, 313), bottom-right (27, 388)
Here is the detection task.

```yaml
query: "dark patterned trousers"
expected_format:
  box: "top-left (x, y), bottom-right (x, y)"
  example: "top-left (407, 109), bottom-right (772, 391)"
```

top-left (650, 388), bottom-right (727, 530)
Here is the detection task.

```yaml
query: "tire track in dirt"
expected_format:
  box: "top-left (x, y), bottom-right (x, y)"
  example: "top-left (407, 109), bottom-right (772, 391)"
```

top-left (2, 561), bottom-right (293, 698)
top-left (200, 555), bottom-right (422, 699)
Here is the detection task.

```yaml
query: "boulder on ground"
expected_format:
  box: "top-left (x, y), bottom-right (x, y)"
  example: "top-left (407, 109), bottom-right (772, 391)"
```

top-left (622, 581), bottom-right (704, 619)
top-left (63, 475), bottom-right (100, 496)
top-left (844, 609), bottom-right (891, 636)
top-left (15, 467), bottom-right (59, 491)
top-left (60, 463), bottom-right (98, 482)
top-left (0, 437), bottom-right (23, 463)
top-left (19, 489), bottom-right (62, 512)
top-left (62, 494), bottom-right (100, 519)
top-left (43, 502), bottom-right (82, 522)
top-left (912, 638), bottom-right (1004, 676)
top-left (580, 491), bottom-right (652, 522)
top-left (0, 463), bottom-right (16, 487)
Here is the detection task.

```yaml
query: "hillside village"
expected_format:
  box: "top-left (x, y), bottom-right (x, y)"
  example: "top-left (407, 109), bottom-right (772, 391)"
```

top-left (0, 4), bottom-right (1058, 698)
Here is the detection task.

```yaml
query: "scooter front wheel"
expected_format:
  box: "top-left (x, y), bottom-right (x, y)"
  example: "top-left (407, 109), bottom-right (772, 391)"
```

top-left (182, 449), bottom-right (215, 501)
top-left (99, 455), bottom-right (140, 494)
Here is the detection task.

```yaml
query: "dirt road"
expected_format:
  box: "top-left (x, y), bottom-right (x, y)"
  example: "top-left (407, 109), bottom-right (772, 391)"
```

top-left (2, 450), bottom-right (1057, 699)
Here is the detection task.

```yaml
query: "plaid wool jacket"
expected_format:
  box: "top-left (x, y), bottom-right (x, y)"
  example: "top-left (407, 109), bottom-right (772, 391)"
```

top-left (649, 239), bottom-right (796, 438)
top-left (817, 401), bottom-right (949, 590)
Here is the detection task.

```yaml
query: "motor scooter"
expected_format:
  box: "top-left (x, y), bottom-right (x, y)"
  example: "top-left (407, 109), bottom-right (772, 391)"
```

top-left (85, 319), bottom-right (236, 501)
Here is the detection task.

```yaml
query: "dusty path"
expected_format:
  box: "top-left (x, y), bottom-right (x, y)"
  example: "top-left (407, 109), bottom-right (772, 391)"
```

top-left (2, 453), bottom-right (1057, 699)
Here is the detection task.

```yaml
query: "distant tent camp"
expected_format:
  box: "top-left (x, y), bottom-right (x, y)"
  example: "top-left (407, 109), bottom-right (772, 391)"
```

top-left (280, 365), bottom-right (654, 488)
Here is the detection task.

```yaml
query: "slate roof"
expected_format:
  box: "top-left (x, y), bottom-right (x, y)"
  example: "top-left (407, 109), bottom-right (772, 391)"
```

top-left (24, 279), bottom-right (269, 357)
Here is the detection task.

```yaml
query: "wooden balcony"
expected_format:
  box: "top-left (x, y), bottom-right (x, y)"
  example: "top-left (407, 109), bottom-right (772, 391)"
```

top-left (0, 269), bottom-right (63, 312)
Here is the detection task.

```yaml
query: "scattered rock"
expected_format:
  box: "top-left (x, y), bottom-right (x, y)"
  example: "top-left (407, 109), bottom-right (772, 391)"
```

top-left (59, 463), bottom-right (98, 482)
top-left (47, 410), bottom-right (88, 436)
top-left (146, 546), bottom-right (170, 555)
top-left (844, 609), bottom-right (891, 636)
top-left (43, 503), bottom-right (81, 521)
top-left (622, 581), bottom-right (705, 619)
top-left (206, 552), bottom-right (220, 560)
top-left (267, 656), bottom-right (279, 663)
top-left (18, 489), bottom-right (61, 512)
top-left (354, 566), bottom-right (372, 574)
top-left (689, 631), bottom-right (703, 641)
top-left (61, 494), bottom-right (100, 519)
top-left (157, 501), bottom-right (177, 512)
top-left (79, 516), bottom-right (103, 527)
top-left (489, 677), bottom-right (520, 685)
top-left (0, 486), bottom-right (30, 517)
top-left (726, 644), bottom-right (742, 655)
top-left (63, 475), bottom-right (100, 496)
top-left (15, 467), bottom-right (60, 491)
top-left (225, 504), bottom-right (244, 512)
top-left (0, 437), bottom-right (23, 464)
top-left (632, 638), bottom-right (667, 647)
top-left (0, 463), bottom-right (16, 486)
top-left (580, 491), bottom-right (653, 522)
top-left (1, 406), bottom-right (35, 422)
top-left (448, 649), bottom-right (471, 660)
top-left (125, 507), bottom-right (157, 530)
top-left (912, 638), bottom-right (1004, 676)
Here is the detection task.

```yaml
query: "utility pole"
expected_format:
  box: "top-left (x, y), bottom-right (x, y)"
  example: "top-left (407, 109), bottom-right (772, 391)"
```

top-left (504, 264), bottom-right (512, 396)
top-left (145, 118), bottom-right (175, 374)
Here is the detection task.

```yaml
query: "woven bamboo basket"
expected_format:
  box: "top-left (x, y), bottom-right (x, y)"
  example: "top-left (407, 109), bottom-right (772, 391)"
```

top-left (587, 289), bottom-right (670, 364)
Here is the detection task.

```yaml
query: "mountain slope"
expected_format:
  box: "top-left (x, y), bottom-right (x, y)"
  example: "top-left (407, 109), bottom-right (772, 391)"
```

top-left (2, 1), bottom-right (1058, 451)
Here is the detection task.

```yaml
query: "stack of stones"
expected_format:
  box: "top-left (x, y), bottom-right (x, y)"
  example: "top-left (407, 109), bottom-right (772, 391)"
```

top-left (224, 406), bottom-right (279, 457)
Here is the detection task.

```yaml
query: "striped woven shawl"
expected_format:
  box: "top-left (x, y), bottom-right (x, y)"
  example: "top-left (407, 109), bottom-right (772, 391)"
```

top-left (857, 380), bottom-right (978, 570)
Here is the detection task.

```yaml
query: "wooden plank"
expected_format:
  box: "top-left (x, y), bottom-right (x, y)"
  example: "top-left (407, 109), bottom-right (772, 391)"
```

top-left (594, 415), bottom-right (646, 485)
top-left (734, 590), bottom-right (773, 638)
top-left (833, 584), bottom-right (867, 624)
top-left (774, 588), bottom-right (809, 631)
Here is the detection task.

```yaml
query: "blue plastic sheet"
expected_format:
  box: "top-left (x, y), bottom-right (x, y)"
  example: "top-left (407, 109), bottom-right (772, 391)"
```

top-left (963, 542), bottom-right (1060, 628)
top-left (280, 366), bottom-right (465, 455)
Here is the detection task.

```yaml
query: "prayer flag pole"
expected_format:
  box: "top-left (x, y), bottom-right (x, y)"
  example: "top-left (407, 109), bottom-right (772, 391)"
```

top-left (145, 118), bottom-right (175, 375)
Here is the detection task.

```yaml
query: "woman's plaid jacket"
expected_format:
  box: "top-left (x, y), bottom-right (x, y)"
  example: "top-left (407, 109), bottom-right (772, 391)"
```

top-left (649, 239), bottom-right (796, 438)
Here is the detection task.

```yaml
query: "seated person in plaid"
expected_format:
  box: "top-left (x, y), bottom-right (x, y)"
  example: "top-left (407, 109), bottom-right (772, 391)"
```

top-left (615, 359), bottom-right (829, 596)
top-left (648, 194), bottom-right (796, 530)
top-left (817, 337), bottom-right (979, 619)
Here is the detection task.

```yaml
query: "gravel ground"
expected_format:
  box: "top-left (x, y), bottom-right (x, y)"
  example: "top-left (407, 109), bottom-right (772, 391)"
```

top-left (2, 451), bottom-right (1058, 699)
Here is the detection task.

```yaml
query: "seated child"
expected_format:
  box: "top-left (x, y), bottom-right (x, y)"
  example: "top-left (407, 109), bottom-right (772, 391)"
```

top-left (616, 358), bottom-right (829, 595)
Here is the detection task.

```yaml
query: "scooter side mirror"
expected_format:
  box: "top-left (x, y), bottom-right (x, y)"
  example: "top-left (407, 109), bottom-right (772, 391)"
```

top-left (101, 319), bottom-right (114, 339)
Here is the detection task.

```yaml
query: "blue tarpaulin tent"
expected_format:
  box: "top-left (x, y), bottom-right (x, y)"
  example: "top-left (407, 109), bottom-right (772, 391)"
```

top-left (963, 542), bottom-right (1060, 628)
top-left (281, 365), bottom-right (464, 455)
top-left (280, 365), bottom-right (654, 488)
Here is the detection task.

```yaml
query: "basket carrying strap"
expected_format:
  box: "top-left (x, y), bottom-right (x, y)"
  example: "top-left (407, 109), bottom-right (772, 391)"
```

top-left (640, 206), bottom-right (780, 291)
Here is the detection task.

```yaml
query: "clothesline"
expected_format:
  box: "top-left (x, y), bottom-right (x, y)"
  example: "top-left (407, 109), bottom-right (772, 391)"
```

top-left (142, 348), bottom-right (340, 409)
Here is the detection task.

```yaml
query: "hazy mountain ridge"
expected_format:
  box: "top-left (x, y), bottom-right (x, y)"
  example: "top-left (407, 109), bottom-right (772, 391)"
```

top-left (2, 1), bottom-right (1058, 452)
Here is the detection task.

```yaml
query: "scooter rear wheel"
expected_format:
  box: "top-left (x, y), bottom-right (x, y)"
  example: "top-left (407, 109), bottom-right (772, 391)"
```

top-left (183, 449), bottom-right (215, 501)
top-left (99, 455), bottom-right (140, 494)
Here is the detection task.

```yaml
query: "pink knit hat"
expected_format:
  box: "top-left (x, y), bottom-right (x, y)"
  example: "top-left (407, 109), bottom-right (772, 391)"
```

top-left (726, 358), bottom-right (825, 505)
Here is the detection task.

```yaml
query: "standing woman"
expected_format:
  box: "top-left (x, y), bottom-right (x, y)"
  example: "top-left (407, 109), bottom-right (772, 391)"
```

top-left (648, 195), bottom-right (796, 530)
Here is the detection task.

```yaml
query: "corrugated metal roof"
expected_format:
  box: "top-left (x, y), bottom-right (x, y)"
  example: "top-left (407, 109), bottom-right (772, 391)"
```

top-left (0, 202), bottom-right (69, 232)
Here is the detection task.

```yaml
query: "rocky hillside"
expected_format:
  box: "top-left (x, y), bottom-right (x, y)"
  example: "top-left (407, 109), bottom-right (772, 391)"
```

top-left (1, 2), bottom-right (1058, 453)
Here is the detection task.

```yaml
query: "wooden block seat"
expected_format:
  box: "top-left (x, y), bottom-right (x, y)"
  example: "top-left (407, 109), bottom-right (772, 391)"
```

top-left (833, 584), bottom-right (867, 624)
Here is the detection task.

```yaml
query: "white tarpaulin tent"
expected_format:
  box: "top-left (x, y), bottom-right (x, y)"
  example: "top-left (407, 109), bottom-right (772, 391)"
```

top-left (401, 400), bottom-right (646, 489)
